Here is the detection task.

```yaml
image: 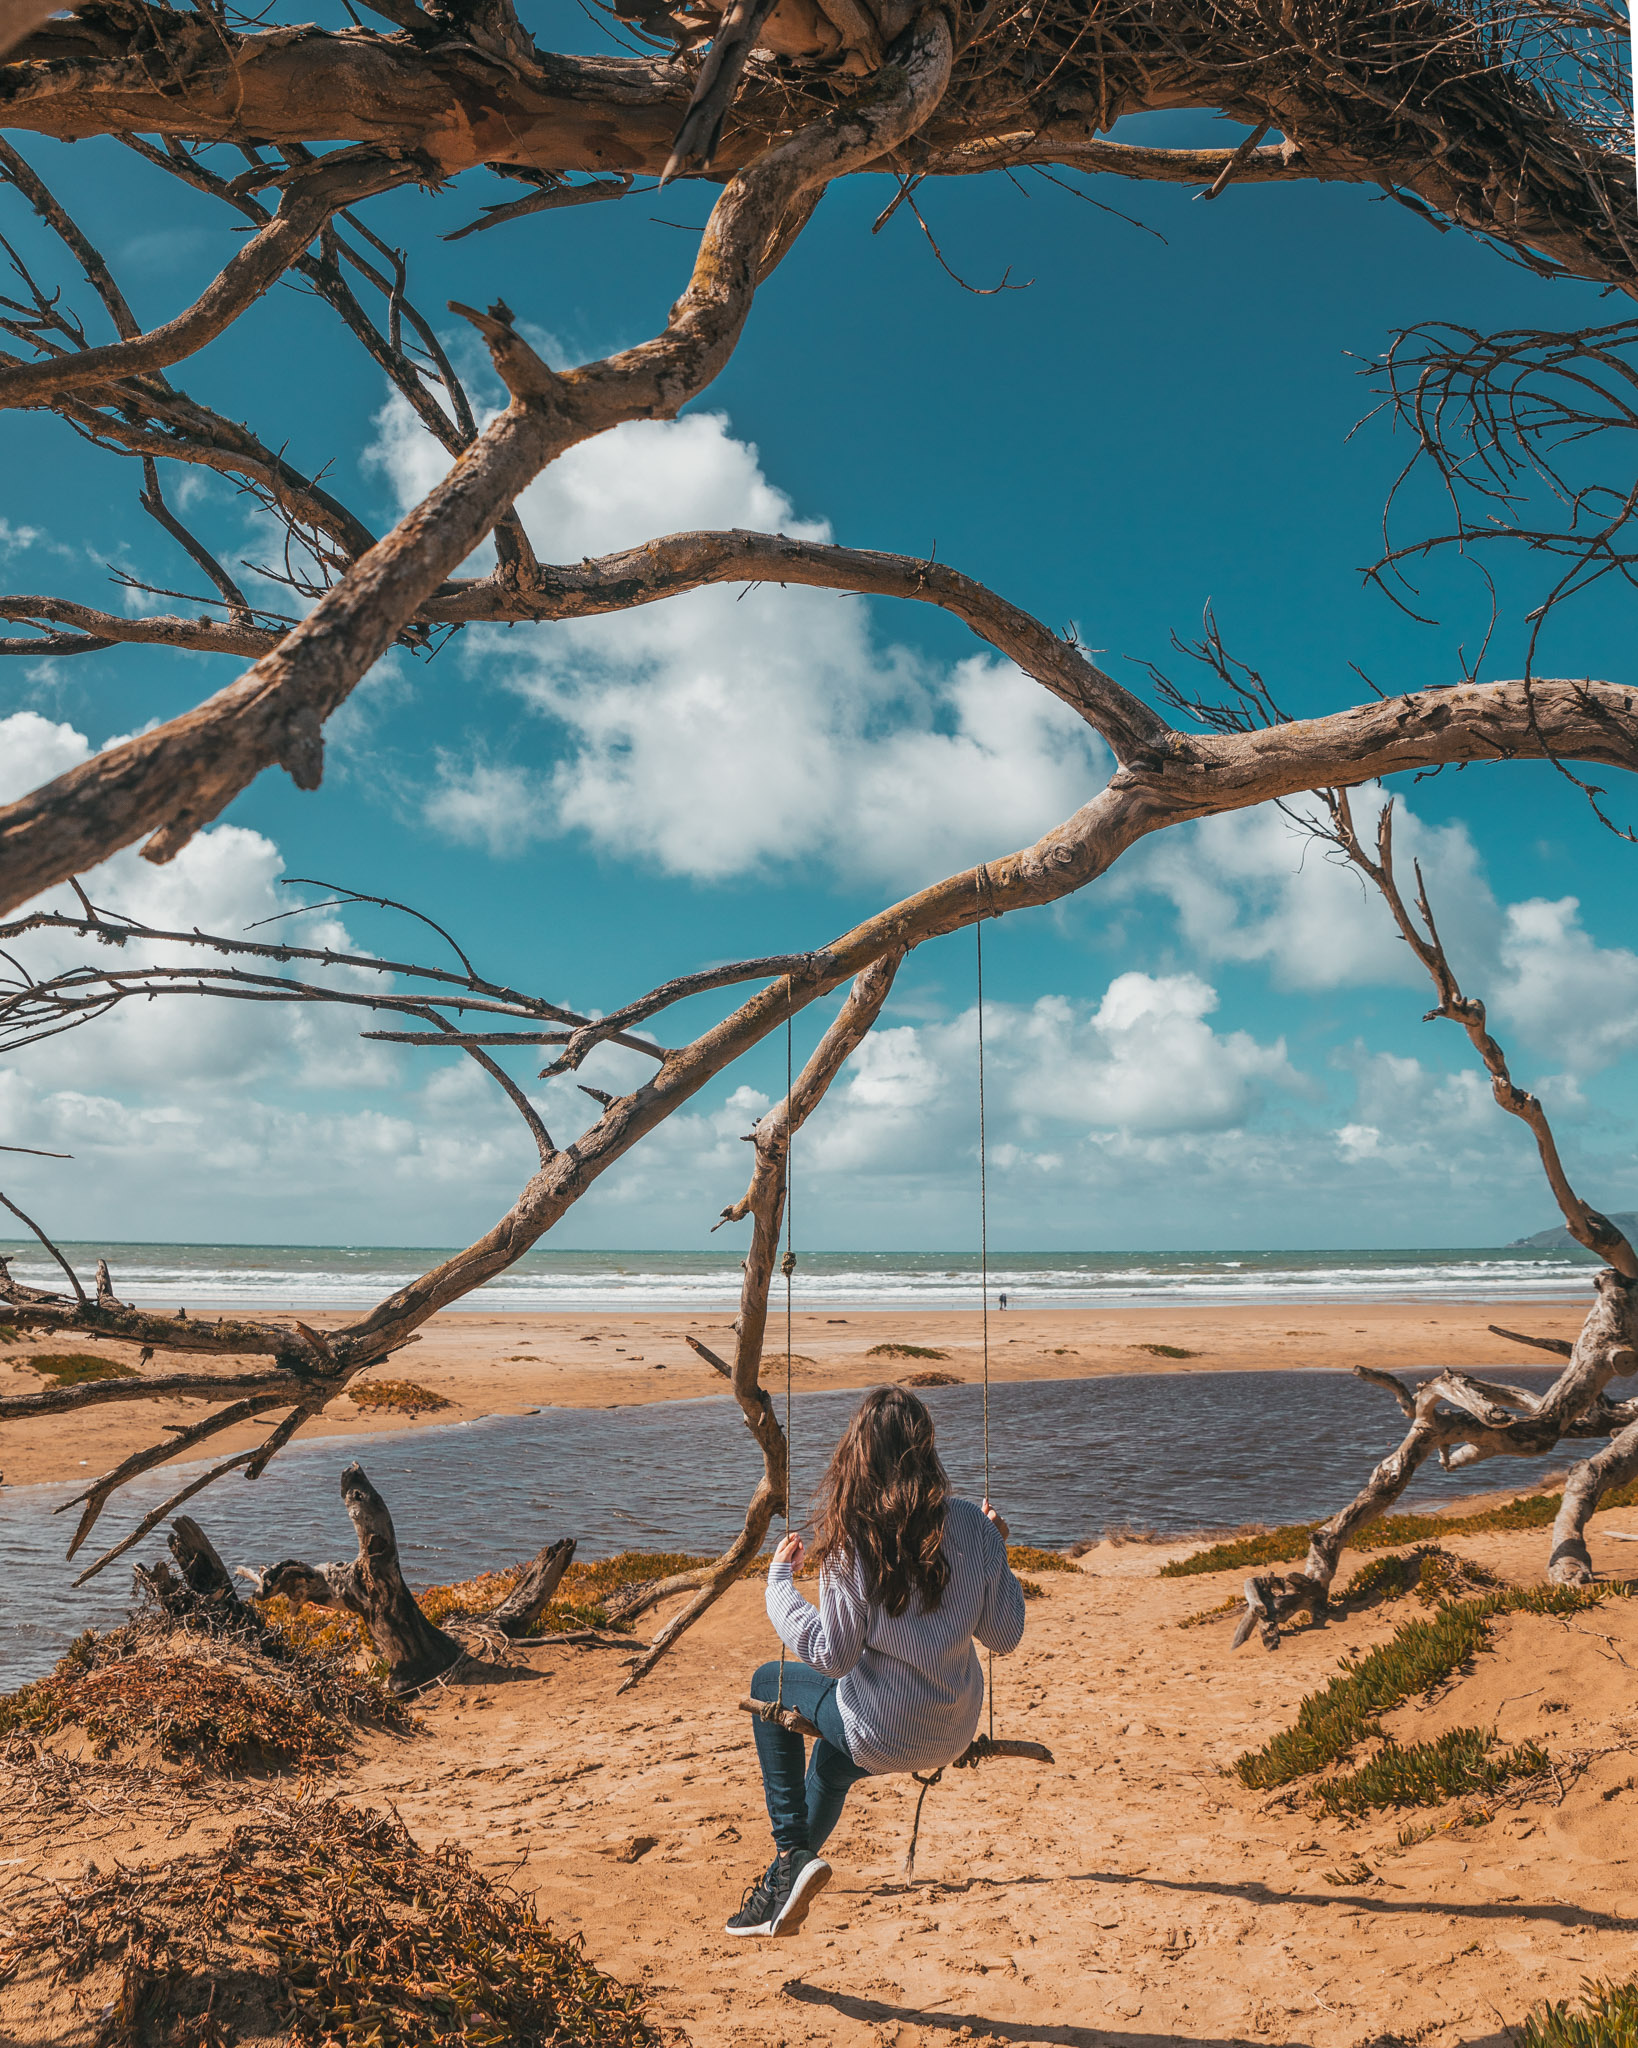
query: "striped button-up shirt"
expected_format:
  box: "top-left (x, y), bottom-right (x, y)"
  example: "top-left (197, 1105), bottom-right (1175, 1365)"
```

top-left (765, 1496), bottom-right (1026, 1774)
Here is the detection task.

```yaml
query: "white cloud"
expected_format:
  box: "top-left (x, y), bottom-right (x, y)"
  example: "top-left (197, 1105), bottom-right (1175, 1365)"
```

top-left (0, 710), bottom-right (91, 804)
top-left (371, 399), bottom-right (1110, 888)
top-left (1112, 792), bottom-right (1498, 991)
top-left (0, 517), bottom-right (46, 560)
top-left (1492, 896), bottom-right (1638, 1076)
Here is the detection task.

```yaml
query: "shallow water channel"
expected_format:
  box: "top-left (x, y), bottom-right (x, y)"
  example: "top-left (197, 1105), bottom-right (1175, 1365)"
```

top-left (0, 1366), bottom-right (1568, 1686)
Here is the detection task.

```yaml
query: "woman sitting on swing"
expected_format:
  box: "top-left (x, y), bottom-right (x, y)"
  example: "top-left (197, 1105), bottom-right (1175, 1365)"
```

top-left (727, 1384), bottom-right (1026, 1937)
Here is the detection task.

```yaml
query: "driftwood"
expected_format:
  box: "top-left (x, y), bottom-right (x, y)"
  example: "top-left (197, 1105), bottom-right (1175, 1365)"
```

top-left (1232, 796), bottom-right (1638, 1649)
top-left (244, 1462), bottom-right (576, 1693)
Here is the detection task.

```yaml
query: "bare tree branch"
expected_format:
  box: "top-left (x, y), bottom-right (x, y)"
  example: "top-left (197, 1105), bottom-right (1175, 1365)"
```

top-left (0, 147), bottom-right (420, 406)
top-left (614, 948), bottom-right (904, 1686)
top-left (0, 12), bottom-right (956, 897)
top-left (1324, 787), bottom-right (1638, 1274)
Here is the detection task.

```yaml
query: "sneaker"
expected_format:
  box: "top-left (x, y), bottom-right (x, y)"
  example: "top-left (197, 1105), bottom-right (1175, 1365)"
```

top-left (723, 1848), bottom-right (831, 1936)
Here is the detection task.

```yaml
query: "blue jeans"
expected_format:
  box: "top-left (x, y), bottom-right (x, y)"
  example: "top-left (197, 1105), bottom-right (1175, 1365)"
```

top-left (749, 1659), bottom-right (871, 1853)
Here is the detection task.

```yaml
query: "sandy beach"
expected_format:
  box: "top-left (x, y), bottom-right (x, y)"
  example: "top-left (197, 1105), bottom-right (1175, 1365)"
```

top-left (2, 1295), bottom-right (1591, 1488)
top-left (9, 1488), bottom-right (1638, 2047)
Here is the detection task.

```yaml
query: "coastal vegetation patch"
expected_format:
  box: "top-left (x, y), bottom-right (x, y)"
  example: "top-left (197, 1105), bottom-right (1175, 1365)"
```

top-left (349, 1377), bottom-right (453, 1415)
top-left (259, 1549), bottom-right (717, 1660)
top-left (1162, 1478), bottom-right (1638, 1578)
top-left (1235, 1583), bottom-right (1634, 1791)
top-left (901, 1369), bottom-right (962, 1386)
top-left (0, 1797), bottom-right (658, 2048)
top-left (1312, 1725), bottom-right (1547, 1815)
top-left (1178, 1546), bottom-right (1496, 1629)
top-left (16, 1350), bottom-right (137, 1385)
top-left (1007, 1545), bottom-right (1078, 1574)
top-left (1132, 1343), bottom-right (1199, 1359)
top-left (0, 1616), bottom-right (408, 1772)
top-left (1518, 1980), bottom-right (1638, 2048)
top-left (868, 1343), bottom-right (949, 1360)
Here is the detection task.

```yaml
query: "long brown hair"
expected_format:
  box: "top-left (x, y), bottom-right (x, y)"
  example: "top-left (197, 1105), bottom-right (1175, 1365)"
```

top-left (810, 1386), bottom-right (950, 1617)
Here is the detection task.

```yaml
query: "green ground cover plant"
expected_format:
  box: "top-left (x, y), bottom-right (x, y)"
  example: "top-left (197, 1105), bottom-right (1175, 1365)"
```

top-left (1163, 1477), bottom-right (1638, 1580)
top-left (1312, 1724), bottom-right (1547, 1814)
top-left (1235, 1583), bottom-right (1630, 1789)
top-left (867, 1343), bottom-right (949, 1360)
top-left (1007, 1546), bottom-right (1079, 1574)
top-left (17, 1351), bottom-right (137, 1385)
top-left (1518, 1980), bottom-right (1638, 2048)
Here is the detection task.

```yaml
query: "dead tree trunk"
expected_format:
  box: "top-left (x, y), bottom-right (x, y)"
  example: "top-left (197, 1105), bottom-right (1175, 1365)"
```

top-left (248, 1462), bottom-right (576, 1692)
top-left (1232, 793), bottom-right (1638, 1651)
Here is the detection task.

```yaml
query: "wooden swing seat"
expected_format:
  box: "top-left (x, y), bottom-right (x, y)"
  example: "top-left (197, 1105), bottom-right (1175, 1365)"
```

top-left (739, 1696), bottom-right (1053, 1768)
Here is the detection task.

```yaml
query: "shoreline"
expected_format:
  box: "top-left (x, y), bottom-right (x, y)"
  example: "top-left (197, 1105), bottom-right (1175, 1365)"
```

top-left (1, 1294), bottom-right (1591, 1489)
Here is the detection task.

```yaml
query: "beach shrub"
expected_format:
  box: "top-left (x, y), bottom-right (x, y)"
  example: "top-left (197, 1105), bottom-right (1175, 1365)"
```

top-left (0, 1797), bottom-right (658, 2048)
top-left (1008, 1545), bottom-right (1078, 1574)
top-left (0, 1622), bottom-right (408, 1771)
top-left (1179, 1594), bottom-right (1244, 1629)
top-left (260, 1549), bottom-right (716, 1659)
top-left (1312, 1725), bottom-right (1547, 1815)
top-left (867, 1343), bottom-right (949, 1360)
top-left (1132, 1343), bottom-right (1198, 1359)
top-left (0, 1319), bottom-right (18, 1343)
top-left (1235, 1583), bottom-right (1632, 1789)
top-left (1518, 1981), bottom-right (1638, 2048)
top-left (1180, 1549), bottom-right (1493, 1629)
top-left (19, 1351), bottom-right (137, 1385)
top-left (1158, 1479), bottom-right (1638, 1579)
top-left (901, 1368), bottom-right (962, 1386)
top-left (349, 1377), bottom-right (453, 1415)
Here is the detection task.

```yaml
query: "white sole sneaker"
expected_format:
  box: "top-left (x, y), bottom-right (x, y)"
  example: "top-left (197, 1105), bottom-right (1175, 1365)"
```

top-left (770, 1856), bottom-right (831, 1935)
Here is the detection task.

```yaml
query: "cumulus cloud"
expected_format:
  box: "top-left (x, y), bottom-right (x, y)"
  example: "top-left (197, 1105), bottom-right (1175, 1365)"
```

top-left (1110, 792), bottom-right (1498, 992)
top-left (371, 400), bottom-right (1110, 888)
top-left (1492, 896), bottom-right (1638, 1076)
top-left (0, 709), bottom-right (91, 803)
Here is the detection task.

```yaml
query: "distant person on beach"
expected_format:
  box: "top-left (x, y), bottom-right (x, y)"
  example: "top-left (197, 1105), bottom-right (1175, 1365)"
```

top-left (726, 1385), bottom-right (1025, 1938)
top-left (998, 1292), bottom-right (1007, 1310)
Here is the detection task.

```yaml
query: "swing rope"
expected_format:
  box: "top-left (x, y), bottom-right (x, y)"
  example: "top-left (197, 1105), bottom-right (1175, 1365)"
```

top-left (977, 915), bottom-right (993, 1744)
top-left (740, 943), bottom-right (1052, 1877)
top-left (775, 990), bottom-right (796, 1715)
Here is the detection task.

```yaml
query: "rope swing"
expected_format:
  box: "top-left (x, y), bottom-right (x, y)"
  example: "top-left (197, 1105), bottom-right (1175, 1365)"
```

top-left (741, 926), bottom-right (1053, 1880)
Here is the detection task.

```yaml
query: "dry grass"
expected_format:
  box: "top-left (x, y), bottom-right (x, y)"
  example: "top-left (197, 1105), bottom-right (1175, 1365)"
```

top-left (901, 1369), bottom-right (962, 1386)
top-left (868, 1343), bottom-right (949, 1360)
top-left (0, 1796), bottom-right (659, 2047)
top-left (0, 1612), bottom-right (411, 1773)
top-left (348, 1377), bottom-right (453, 1415)
top-left (1007, 1545), bottom-right (1078, 1575)
top-left (259, 1549), bottom-right (717, 1661)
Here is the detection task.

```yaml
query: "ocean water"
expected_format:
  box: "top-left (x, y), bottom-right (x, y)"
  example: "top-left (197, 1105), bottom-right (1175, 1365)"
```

top-left (0, 1240), bottom-right (1600, 1314)
top-left (0, 1366), bottom-right (1582, 1688)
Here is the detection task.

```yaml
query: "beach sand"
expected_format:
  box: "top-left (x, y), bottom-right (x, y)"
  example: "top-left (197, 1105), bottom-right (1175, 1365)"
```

top-left (2, 1295), bottom-right (1590, 1487)
top-left (8, 1494), bottom-right (1638, 2047)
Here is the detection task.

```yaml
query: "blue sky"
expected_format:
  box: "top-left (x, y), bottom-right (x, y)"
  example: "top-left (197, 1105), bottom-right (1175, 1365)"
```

top-left (1, 75), bottom-right (1635, 1253)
